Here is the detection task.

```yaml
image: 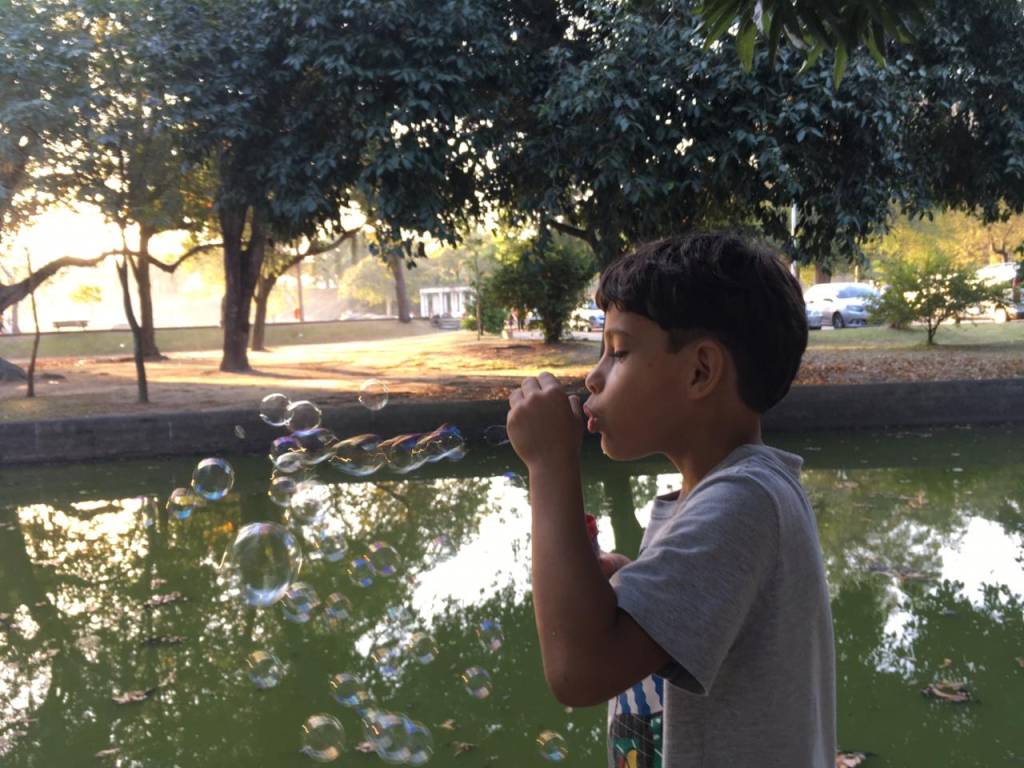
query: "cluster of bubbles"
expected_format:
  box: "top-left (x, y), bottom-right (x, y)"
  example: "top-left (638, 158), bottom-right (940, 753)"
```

top-left (164, 457), bottom-right (236, 521)
top-left (160, 383), bottom-right (566, 763)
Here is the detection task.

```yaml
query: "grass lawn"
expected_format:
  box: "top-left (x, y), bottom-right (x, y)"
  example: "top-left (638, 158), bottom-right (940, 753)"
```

top-left (0, 319), bottom-right (440, 360)
top-left (807, 320), bottom-right (1024, 350)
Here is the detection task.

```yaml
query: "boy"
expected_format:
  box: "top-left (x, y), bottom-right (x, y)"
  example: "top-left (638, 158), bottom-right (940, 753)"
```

top-left (506, 232), bottom-right (836, 767)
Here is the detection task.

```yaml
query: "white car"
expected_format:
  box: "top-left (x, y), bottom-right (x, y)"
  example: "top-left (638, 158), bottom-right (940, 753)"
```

top-left (570, 303), bottom-right (605, 331)
top-left (967, 262), bottom-right (1023, 323)
top-left (803, 282), bottom-right (880, 328)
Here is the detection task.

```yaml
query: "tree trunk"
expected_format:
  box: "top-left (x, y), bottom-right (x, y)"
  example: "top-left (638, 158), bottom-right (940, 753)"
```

top-left (814, 263), bottom-right (832, 284)
top-left (134, 227), bottom-right (163, 360)
top-left (10, 301), bottom-right (19, 333)
top-left (387, 251), bottom-right (412, 323)
top-left (251, 276), bottom-right (274, 351)
top-left (117, 256), bottom-right (149, 403)
top-left (25, 260), bottom-right (40, 399)
top-left (220, 202), bottom-right (268, 372)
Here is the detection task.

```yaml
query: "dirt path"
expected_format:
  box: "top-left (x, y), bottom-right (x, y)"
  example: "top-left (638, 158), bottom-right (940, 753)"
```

top-left (2, 331), bottom-right (1022, 422)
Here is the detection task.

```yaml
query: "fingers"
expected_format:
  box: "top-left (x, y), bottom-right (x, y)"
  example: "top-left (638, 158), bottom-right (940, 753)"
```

top-left (568, 393), bottom-right (582, 420)
top-left (537, 371), bottom-right (561, 390)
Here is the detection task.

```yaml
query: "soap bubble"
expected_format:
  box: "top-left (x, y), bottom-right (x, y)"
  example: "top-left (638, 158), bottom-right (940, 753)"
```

top-left (347, 556), bottom-right (374, 588)
top-left (301, 713), bottom-right (345, 763)
top-left (275, 451), bottom-right (305, 474)
top-left (270, 436), bottom-right (304, 473)
top-left (259, 393), bottom-right (291, 427)
top-left (230, 522), bottom-right (302, 608)
top-left (166, 487), bottom-right (204, 520)
top-left (281, 581), bottom-right (320, 623)
top-left (137, 495), bottom-right (159, 528)
top-left (415, 424), bottom-right (466, 463)
top-left (329, 672), bottom-right (368, 707)
top-left (504, 471), bottom-right (528, 490)
top-left (247, 650), bottom-right (286, 689)
top-left (379, 433), bottom-right (430, 475)
top-left (268, 475), bottom-right (299, 506)
top-left (330, 434), bottom-right (385, 477)
top-left (406, 632), bottom-right (437, 665)
top-left (323, 593), bottom-right (353, 627)
top-left (537, 730), bottom-right (568, 762)
top-left (316, 522), bottom-right (347, 562)
top-left (371, 642), bottom-right (403, 679)
top-left (362, 711), bottom-right (410, 763)
top-left (358, 378), bottom-right (389, 411)
top-left (234, 424), bottom-right (247, 439)
top-left (476, 619), bottom-right (504, 653)
top-left (461, 666), bottom-right (492, 699)
top-left (289, 482), bottom-right (332, 526)
top-left (191, 458), bottom-right (235, 501)
top-left (367, 542), bottom-right (401, 577)
top-left (483, 425), bottom-right (510, 446)
top-left (294, 428), bottom-right (337, 466)
top-left (287, 400), bottom-right (322, 434)
top-left (405, 720), bottom-right (434, 766)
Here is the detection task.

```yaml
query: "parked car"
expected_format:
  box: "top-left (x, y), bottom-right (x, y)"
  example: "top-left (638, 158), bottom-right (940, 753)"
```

top-left (966, 262), bottom-right (1024, 323)
top-left (805, 305), bottom-right (823, 330)
top-left (570, 301), bottom-right (605, 332)
top-left (803, 282), bottom-right (880, 328)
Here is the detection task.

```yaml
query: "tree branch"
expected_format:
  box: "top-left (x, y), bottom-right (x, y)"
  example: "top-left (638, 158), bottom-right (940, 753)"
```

top-left (146, 242), bottom-right (223, 274)
top-left (548, 218), bottom-right (596, 247)
top-left (0, 252), bottom-right (119, 313)
top-left (302, 227), bottom-right (357, 258)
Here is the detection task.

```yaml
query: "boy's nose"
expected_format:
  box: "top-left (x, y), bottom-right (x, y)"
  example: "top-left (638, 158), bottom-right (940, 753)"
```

top-left (584, 366), bottom-right (601, 394)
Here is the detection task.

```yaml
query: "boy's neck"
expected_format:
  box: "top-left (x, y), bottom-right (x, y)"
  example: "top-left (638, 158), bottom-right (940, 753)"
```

top-left (670, 418), bottom-right (763, 496)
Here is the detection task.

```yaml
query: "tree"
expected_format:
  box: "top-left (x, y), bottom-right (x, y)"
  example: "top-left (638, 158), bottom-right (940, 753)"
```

top-left (487, 232), bottom-right (595, 343)
top-left (251, 229), bottom-right (356, 351)
top-left (869, 250), bottom-right (1008, 343)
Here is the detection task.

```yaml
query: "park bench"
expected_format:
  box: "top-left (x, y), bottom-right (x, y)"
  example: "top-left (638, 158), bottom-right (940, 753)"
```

top-left (53, 320), bottom-right (89, 330)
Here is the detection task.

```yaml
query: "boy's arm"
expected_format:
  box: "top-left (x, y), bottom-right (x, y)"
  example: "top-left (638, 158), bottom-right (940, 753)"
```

top-left (508, 372), bottom-right (671, 707)
top-left (529, 461), bottom-right (671, 707)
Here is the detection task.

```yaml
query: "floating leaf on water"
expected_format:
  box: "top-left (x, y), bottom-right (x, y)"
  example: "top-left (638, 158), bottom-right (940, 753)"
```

top-left (143, 592), bottom-right (187, 609)
top-left (940, 657), bottom-right (952, 668)
top-left (438, 719), bottom-right (456, 731)
top-left (94, 748), bottom-right (121, 758)
top-left (835, 752), bottom-right (874, 768)
top-left (234, 425), bottom-right (246, 439)
top-left (111, 687), bottom-right (159, 705)
top-left (921, 681), bottom-right (972, 703)
top-left (449, 740), bottom-right (476, 755)
top-left (1016, 657), bottom-right (1024, 668)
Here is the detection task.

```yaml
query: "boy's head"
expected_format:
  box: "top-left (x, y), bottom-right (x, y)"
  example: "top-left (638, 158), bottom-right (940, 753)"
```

top-left (584, 232), bottom-right (807, 460)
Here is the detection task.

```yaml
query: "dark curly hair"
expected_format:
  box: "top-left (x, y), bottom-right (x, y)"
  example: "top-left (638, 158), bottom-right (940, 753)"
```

top-left (595, 232), bottom-right (807, 413)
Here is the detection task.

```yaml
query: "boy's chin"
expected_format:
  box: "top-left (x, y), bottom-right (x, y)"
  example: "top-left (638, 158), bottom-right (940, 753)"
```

top-left (599, 435), bottom-right (648, 462)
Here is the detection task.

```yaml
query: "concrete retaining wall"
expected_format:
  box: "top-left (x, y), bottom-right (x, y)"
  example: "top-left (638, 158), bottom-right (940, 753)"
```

top-left (1, 378), bottom-right (1022, 467)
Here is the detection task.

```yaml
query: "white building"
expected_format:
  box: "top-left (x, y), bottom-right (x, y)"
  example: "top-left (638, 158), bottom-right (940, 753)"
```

top-left (419, 285), bottom-right (475, 318)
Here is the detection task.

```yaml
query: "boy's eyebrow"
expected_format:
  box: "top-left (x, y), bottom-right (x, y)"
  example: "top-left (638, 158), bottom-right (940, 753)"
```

top-left (604, 328), bottom-right (631, 337)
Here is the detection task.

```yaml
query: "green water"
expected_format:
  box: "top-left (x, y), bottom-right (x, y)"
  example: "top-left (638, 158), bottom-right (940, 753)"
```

top-left (1, 426), bottom-right (1022, 766)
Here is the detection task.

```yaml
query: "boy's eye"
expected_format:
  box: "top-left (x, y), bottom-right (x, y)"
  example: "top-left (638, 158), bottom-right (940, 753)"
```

top-left (609, 350), bottom-right (628, 360)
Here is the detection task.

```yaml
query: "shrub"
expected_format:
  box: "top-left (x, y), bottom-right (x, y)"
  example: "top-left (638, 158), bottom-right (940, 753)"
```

top-left (870, 251), bottom-right (1009, 344)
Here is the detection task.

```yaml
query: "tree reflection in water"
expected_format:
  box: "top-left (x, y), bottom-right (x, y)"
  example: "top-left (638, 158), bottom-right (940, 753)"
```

top-left (0, 429), bottom-right (1021, 766)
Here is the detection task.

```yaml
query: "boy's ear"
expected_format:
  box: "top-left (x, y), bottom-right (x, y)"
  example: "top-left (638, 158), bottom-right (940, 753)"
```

top-left (686, 339), bottom-right (726, 399)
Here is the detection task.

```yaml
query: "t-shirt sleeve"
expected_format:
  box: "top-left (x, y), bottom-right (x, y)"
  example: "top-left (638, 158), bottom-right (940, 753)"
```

top-left (610, 473), bottom-right (779, 696)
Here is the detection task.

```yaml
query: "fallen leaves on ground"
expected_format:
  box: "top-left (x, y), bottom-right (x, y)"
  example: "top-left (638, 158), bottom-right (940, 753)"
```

top-left (438, 719), bottom-right (457, 731)
top-left (94, 748), bottom-right (120, 758)
top-left (449, 740), bottom-right (476, 756)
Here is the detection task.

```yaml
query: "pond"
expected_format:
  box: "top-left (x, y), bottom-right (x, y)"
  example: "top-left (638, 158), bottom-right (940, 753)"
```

top-left (1, 425), bottom-right (1022, 767)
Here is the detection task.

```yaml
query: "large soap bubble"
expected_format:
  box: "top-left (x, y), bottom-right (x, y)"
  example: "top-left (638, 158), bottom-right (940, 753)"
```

top-left (281, 581), bottom-right (320, 623)
top-left (270, 436), bottom-right (305, 474)
top-left (483, 424), bottom-right (510, 446)
top-left (289, 482), bottom-right (333, 527)
top-left (379, 433), bottom-right (430, 475)
top-left (247, 650), bottom-right (286, 689)
top-left (268, 475), bottom-right (298, 507)
top-left (477, 619), bottom-right (504, 653)
top-left (405, 720), bottom-right (434, 766)
top-left (415, 424), bottom-right (466, 464)
top-left (358, 378), bottom-right (389, 411)
top-left (166, 487), bottom-right (204, 520)
top-left (329, 672), bottom-right (368, 707)
top-left (406, 633), bottom-right (437, 665)
top-left (230, 522), bottom-right (302, 608)
top-left (301, 713), bottom-right (345, 763)
top-left (367, 542), bottom-right (401, 577)
top-left (461, 666), bottom-right (492, 699)
top-left (191, 458), bottom-right (235, 501)
top-left (330, 434), bottom-right (385, 477)
top-left (294, 428), bottom-right (337, 466)
top-left (537, 730), bottom-right (568, 762)
top-left (323, 593), bottom-right (353, 628)
top-left (347, 556), bottom-right (374, 588)
top-left (287, 400), bottom-right (322, 434)
top-left (362, 711), bottom-right (410, 763)
top-left (259, 393), bottom-right (291, 426)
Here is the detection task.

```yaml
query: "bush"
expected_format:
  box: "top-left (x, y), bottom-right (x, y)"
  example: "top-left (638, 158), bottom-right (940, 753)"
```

top-left (461, 285), bottom-right (507, 334)
top-left (870, 251), bottom-right (1009, 344)
top-left (486, 233), bottom-right (596, 344)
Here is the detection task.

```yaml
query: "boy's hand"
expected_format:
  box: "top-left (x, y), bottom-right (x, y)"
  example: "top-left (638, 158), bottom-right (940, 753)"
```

top-left (598, 552), bottom-right (632, 579)
top-left (507, 372), bottom-right (584, 469)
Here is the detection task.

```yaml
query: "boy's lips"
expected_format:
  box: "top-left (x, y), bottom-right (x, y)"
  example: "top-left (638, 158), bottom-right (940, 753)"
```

top-left (583, 403), bottom-right (600, 433)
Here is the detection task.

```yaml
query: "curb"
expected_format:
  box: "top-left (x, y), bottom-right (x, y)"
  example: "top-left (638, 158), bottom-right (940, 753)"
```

top-left (1, 378), bottom-right (1022, 467)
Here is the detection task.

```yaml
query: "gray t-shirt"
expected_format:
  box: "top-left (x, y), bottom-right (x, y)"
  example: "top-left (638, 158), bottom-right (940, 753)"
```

top-left (609, 444), bottom-right (836, 767)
